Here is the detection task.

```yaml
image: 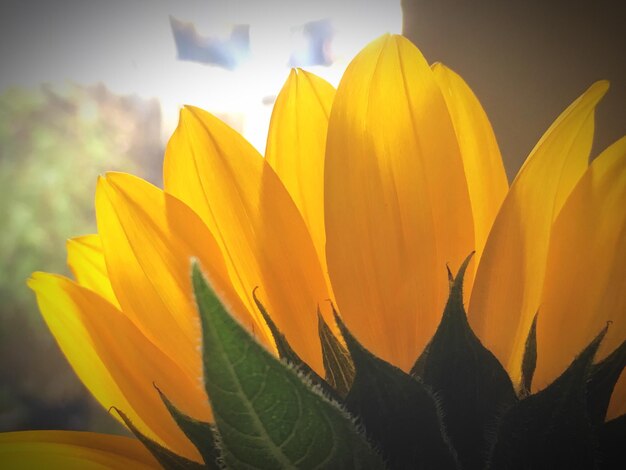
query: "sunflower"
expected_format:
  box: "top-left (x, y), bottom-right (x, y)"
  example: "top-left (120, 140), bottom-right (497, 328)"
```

top-left (15, 34), bottom-right (626, 468)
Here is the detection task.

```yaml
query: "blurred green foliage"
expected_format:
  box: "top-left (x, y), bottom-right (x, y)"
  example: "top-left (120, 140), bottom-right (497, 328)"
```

top-left (0, 83), bottom-right (162, 432)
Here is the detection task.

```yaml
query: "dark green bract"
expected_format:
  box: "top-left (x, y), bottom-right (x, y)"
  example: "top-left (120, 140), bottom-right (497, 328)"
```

top-left (121, 255), bottom-right (625, 469)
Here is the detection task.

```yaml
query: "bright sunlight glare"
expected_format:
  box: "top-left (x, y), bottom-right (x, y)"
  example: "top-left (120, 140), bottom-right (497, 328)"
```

top-left (1, 0), bottom-right (402, 152)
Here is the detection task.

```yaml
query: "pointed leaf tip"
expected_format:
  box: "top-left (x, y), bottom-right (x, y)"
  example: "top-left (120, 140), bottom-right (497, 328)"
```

top-left (336, 307), bottom-right (458, 469)
top-left (333, 308), bottom-right (362, 358)
top-left (252, 287), bottom-right (339, 399)
top-left (112, 408), bottom-right (204, 470)
top-left (446, 264), bottom-right (454, 289)
top-left (155, 385), bottom-right (220, 469)
top-left (587, 339), bottom-right (626, 426)
top-left (519, 312), bottom-right (539, 398)
top-left (579, 324), bottom-right (610, 369)
top-left (192, 261), bottom-right (385, 469)
top-left (252, 286), bottom-right (297, 362)
top-left (317, 309), bottom-right (355, 398)
top-left (419, 251), bottom-right (516, 469)
top-left (448, 251), bottom-right (475, 300)
top-left (488, 326), bottom-right (610, 469)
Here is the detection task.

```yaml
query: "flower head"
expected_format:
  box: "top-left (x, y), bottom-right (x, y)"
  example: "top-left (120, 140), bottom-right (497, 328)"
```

top-left (27, 34), bottom-right (626, 467)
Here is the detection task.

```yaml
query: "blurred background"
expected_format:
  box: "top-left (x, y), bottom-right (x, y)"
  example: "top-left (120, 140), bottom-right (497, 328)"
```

top-left (0, 0), bottom-right (624, 435)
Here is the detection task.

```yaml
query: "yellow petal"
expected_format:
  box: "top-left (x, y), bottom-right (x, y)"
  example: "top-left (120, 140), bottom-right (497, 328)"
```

top-left (468, 81), bottom-right (609, 381)
top-left (95, 172), bottom-right (258, 382)
top-left (164, 106), bottom-right (330, 373)
top-left (266, 69), bottom-right (335, 277)
top-left (535, 136), bottom-right (626, 419)
top-left (67, 235), bottom-right (119, 307)
top-left (28, 273), bottom-right (147, 434)
top-left (432, 63), bottom-right (509, 262)
top-left (0, 431), bottom-right (158, 469)
top-left (27, 273), bottom-right (205, 459)
top-left (324, 34), bottom-right (475, 370)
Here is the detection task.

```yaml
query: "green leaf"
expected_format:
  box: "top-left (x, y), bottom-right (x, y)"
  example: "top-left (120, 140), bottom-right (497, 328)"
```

top-left (318, 309), bottom-right (355, 397)
top-left (155, 385), bottom-right (221, 469)
top-left (586, 338), bottom-right (626, 426)
top-left (252, 287), bottom-right (340, 401)
top-left (598, 415), bottom-right (626, 469)
top-left (415, 253), bottom-right (517, 469)
top-left (112, 407), bottom-right (204, 470)
top-left (192, 261), bottom-right (385, 470)
top-left (487, 326), bottom-right (608, 470)
top-left (252, 287), bottom-right (303, 366)
top-left (518, 312), bottom-right (538, 398)
top-left (336, 312), bottom-right (459, 469)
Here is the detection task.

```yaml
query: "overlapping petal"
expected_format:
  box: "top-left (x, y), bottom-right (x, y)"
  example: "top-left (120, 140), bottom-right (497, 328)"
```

top-left (432, 63), bottom-right (509, 262)
top-left (0, 431), bottom-right (158, 469)
top-left (469, 81), bottom-right (609, 381)
top-left (27, 273), bottom-right (147, 435)
top-left (32, 172), bottom-right (262, 458)
top-left (66, 235), bottom-right (119, 307)
top-left (163, 105), bottom-right (331, 373)
top-left (95, 172), bottom-right (257, 379)
top-left (536, 136), bottom-right (626, 418)
top-left (28, 273), bottom-right (205, 460)
top-left (324, 34), bottom-right (475, 370)
top-left (24, 35), bottom-right (626, 465)
top-left (266, 69), bottom-right (335, 278)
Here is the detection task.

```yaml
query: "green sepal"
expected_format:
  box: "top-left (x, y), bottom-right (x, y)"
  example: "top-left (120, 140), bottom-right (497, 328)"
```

top-left (586, 339), bottom-right (626, 426)
top-left (598, 415), bottom-right (626, 469)
top-left (252, 287), bottom-right (302, 365)
top-left (413, 253), bottom-right (517, 469)
top-left (318, 308), bottom-right (355, 397)
top-left (487, 326), bottom-right (608, 469)
top-left (336, 311), bottom-right (459, 469)
top-left (155, 385), bottom-right (221, 469)
top-left (192, 261), bottom-right (385, 469)
top-left (252, 287), bottom-right (340, 401)
top-left (518, 312), bottom-right (539, 398)
top-left (409, 265), bottom-right (451, 379)
top-left (112, 407), bottom-right (204, 470)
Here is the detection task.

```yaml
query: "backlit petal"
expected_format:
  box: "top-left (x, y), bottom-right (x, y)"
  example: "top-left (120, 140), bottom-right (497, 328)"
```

top-left (96, 172), bottom-right (257, 383)
top-left (266, 69), bottom-right (335, 277)
top-left (468, 81), bottom-right (609, 381)
top-left (536, 136), bottom-right (626, 419)
top-left (432, 63), bottom-right (509, 262)
top-left (324, 34), bottom-right (475, 370)
top-left (28, 273), bottom-right (146, 433)
top-left (0, 431), bottom-right (158, 469)
top-left (28, 273), bottom-right (203, 459)
top-left (67, 235), bottom-right (119, 307)
top-left (164, 106), bottom-right (330, 373)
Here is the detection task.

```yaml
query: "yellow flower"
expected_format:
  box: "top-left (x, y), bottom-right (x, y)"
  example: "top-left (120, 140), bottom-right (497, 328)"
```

top-left (0, 431), bottom-right (158, 469)
top-left (28, 34), bottom-right (626, 462)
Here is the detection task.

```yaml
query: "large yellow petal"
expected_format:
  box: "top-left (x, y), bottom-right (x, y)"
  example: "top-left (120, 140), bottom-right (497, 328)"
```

top-left (28, 273), bottom-right (147, 434)
top-left (432, 63), bottom-right (509, 262)
top-left (95, 172), bottom-right (259, 382)
top-left (324, 34), bottom-right (475, 370)
top-left (536, 136), bottom-right (626, 419)
top-left (67, 234), bottom-right (119, 307)
top-left (163, 106), bottom-right (330, 373)
top-left (0, 431), bottom-right (158, 469)
top-left (266, 69), bottom-right (335, 277)
top-left (468, 81), bottom-right (609, 382)
top-left (27, 273), bottom-right (204, 460)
